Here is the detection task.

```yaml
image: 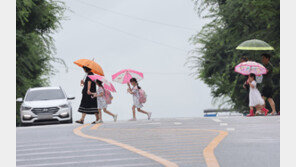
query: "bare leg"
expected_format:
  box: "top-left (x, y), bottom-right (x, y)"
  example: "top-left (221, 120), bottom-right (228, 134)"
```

top-left (103, 108), bottom-right (115, 117)
top-left (81, 113), bottom-right (86, 121)
top-left (95, 112), bottom-right (99, 121)
top-left (255, 105), bottom-right (263, 114)
top-left (267, 98), bottom-right (276, 114)
top-left (132, 106), bottom-right (136, 119)
top-left (137, 108), bottom-right (148, 115)
top-left (262, 96), bottom-right (266, 108)
top-left (98, 109), bottom-right (102, 120)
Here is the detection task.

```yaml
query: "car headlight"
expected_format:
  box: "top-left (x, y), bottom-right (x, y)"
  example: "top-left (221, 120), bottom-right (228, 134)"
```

top-left (59, 112), bottom-right (69, 118)
top-left (23, 115), bottom-right (32, 120)
top-left (21, 105), bottom-right (32, 111)
top-left (59, 104), bottom-right (69, 108)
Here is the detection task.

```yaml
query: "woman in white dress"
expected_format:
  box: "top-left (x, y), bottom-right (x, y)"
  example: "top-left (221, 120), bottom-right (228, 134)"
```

top-left (127, 78), bottom-right (151, 121)
top-left (247, 73), bottom-right (268, 116)
top-left (91, 80), bottom-right (117, 123)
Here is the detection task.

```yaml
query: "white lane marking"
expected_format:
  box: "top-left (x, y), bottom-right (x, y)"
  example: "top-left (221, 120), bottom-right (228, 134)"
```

top-left (16, 152), bottom-right (130, 162)
top-left (220, 123), bottom-right (228, 126)
top-left (16, 147), bottom-right (121, 157)
top-left (240, 139), bottom-right (280, 143)
top-left (147, 122), bottom-right (161, 125)
top-left (17, 157), bottom-right (145, 167)
top-left (16, 139), bottom-right (88, 145)
top-left (212, 118), bottom-right (222, 122)
top-left (226, 128), bottom-right (235, 131)
top-left (16, 141), bottom-right (98, 148)
top-left (17, 143), bottom-right (110, 152)
top-left (174, 122), bottom-right (182, 125)
top-left (137, 122), bottom-right (161, 126)
top-left (177, 118), bottom-right (194, 120)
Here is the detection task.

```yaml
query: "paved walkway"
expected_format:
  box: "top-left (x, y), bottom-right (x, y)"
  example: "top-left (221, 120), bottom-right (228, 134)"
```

top-left (16, 116), bottom-right (280, 167)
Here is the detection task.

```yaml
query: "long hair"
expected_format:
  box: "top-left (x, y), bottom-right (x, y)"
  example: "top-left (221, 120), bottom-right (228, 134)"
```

top-left (83, 66), bottom-right (92, 73)
top-left (130, 78), bottom-right (141, 89)
top-left (95, 79), bottom-right (104, 88)
top-left (249, 73), bottom-right (256, 80)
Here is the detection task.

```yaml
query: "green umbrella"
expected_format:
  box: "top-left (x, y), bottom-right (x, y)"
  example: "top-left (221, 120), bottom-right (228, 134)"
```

top-left (236, 39), bottom-right (274, 50)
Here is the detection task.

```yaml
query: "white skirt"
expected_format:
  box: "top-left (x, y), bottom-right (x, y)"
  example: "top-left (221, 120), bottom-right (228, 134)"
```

top-left (249, 89), bottom-right (265, 107)
top-left (133, 96), bottom-right (143, 108)
top-left (97, 96), bottom-right (107, 109)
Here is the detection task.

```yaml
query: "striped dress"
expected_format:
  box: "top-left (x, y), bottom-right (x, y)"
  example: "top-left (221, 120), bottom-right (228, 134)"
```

top-left (78, 73), bottom-right (98, 114)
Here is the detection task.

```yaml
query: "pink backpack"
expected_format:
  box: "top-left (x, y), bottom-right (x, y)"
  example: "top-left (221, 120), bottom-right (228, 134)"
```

top-left (104, 90), bottom-right (113, 104)
top-left (139, 89), bottom-right (147, 104)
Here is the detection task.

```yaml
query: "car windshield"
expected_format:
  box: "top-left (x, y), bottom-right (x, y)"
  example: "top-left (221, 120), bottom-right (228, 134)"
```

top-left (25, 89), bottom-right (65, 101)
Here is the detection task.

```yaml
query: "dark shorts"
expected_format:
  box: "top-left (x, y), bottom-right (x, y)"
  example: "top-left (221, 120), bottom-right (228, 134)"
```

top-left (262, 86), bottom-right (273, 98)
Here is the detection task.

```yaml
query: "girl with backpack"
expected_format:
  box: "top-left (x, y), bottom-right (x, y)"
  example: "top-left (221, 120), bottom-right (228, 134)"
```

top-left (91, 79), bottom-right (117, 123)
top-left (127, 78), bottom-right (151, 121)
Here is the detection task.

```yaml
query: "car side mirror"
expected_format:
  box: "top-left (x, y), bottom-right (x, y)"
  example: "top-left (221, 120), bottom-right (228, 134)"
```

top-left (67, 96), bottom-right (75, 100)
top-left (16, 98), bottom-right (23, 102)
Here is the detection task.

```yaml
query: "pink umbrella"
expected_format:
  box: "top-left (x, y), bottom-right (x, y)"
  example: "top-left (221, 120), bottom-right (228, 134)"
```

top-left (234, 61), bottom-right (267, 76)
top-left (88, 75), bottom-right (116, 92)
top-left (112, 69), bottom-right (144, 84)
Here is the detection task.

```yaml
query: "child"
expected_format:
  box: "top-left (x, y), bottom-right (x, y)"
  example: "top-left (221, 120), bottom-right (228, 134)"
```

top-left (91, 80), bottom-right (117, 123)
top-left (246, 73), bottom-right (269, 117)
top-left (127, 78), bottom-right (151, 121)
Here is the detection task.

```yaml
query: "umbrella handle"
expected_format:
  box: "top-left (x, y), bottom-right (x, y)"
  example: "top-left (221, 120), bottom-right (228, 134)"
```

top-left (80, 74), bottom-right (87, 87)
top-left (127, 83), bottom-right (131, 89)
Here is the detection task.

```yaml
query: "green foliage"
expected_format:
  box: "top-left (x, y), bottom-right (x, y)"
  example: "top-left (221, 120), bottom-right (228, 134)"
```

top-left (188, 0), bottom-right (280, 112)
top-left (16, 0), bottom-right (65, 126)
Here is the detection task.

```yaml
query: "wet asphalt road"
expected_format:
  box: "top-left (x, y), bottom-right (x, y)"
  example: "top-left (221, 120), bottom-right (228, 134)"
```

top-left (16, 116), bottom-right (280, 167)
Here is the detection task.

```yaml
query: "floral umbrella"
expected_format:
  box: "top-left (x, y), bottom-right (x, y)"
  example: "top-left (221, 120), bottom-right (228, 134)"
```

top-left (88, 75), bottom-right (116, 92)
top-left (234, 61), bottom-right (267, 76)
top-left (112, 69), bottom-right (144, 84)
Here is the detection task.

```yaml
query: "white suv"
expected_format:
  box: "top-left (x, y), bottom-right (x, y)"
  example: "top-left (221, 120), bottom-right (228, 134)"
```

top-left (16, 86), bottom-right (75, 126)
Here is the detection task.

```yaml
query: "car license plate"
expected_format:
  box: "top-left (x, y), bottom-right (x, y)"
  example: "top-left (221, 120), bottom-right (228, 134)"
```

top-left (38, 114), bottom-right (53, 120)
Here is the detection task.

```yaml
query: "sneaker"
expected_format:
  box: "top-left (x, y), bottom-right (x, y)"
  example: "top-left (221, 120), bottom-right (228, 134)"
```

top-left (92, 120), bottom-right (102, 124)
top-left (113, 114), bottom-right (118, 122)
top-left (147, 112), bottom-right (152, 120)
top-left (98, 119), bottom-right (103, 123)
top-left (268, 112), bottom-right (277, 116)
top-left (129, 118), bottom-right (137, 121)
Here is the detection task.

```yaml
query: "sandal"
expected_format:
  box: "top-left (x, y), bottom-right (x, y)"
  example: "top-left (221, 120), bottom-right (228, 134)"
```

top-left (75, 120), bottom-right (84, 124)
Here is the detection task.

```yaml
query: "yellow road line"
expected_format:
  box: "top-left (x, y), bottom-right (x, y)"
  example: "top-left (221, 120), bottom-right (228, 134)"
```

top-left (90, 123), bottom-right (102, 130)
top-left (73, 124), bottom-right (178, 167)
top-left (74, 125), bottom-right (227, 167)
top-left (203, 130), bottom-right (228, 167)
